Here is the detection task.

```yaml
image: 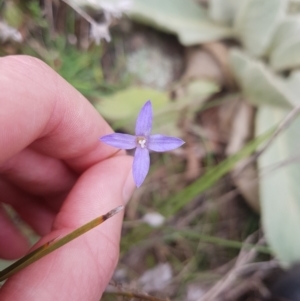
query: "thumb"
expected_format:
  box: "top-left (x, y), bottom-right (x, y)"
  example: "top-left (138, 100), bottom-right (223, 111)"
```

top-left (0, 155), bottom-right (135, 301)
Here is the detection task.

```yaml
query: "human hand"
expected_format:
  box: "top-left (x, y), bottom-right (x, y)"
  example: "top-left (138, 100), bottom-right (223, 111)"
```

top-left (0, 55), bottom-right (135, 301)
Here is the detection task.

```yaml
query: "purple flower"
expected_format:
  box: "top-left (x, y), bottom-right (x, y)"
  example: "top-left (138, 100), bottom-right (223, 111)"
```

top-left (100, 100), bottom-right (185, 187)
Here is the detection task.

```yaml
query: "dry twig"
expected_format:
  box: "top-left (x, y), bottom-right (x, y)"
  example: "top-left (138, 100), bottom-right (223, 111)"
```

top-left (107, 280), bottom-right (170, 301)
top-left (199, 232), bottom-right (269, 301)
top-left (105, 291), bottom-right (170, 301)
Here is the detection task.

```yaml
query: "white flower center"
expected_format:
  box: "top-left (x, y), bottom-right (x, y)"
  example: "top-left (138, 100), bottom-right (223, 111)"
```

top-left (137, 137), bottom-right (147, 148)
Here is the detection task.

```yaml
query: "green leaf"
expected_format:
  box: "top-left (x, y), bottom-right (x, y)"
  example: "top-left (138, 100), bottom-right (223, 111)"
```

top-left (271, 40), bottom-right (300, 72)
top-left (234, 0), bottom-right (287, 57)
top-left (95, 83), bottom-right (218, 135)
top-left (127, 0), bottom-right (234, 46)
top-left (23, 39), bottom-right (109, 98)
top-left (209, 0), bottom-right (236, 25)
top-left (70, 0), bottom-right (122, 8)
top-left (257, 106), bottom-right (300, 265)
top-left (229, 49), bottom-right (296, 108)
top-left (165, 229), bottom-right (272, 254)
top-left (269, 16), bottom-right (300, 71)
top-left (285, 71), bottom-right (300, 104)
top-left (95, 86), bottom-right (181, 135)
top-left (3, 1), bottom-right (24, 28)
top-left (95, 86), bottom-right (169, 123)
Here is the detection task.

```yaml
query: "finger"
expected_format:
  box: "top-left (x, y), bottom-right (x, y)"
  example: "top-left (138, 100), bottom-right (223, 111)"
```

top-left (0, 180), bottom-right (55, 236)
top-left (0, 205), bottom-right (29, 259)
top-left (0, 155), bottom-right (135, 301)
top-left (0, 147), bottom-right (77, 197)
top-left (0, 55), bottom-right (120, 172)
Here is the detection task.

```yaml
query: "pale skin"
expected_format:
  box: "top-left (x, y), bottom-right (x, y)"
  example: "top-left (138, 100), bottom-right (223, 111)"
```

top-left (0, 55), bottom-right (135, 301)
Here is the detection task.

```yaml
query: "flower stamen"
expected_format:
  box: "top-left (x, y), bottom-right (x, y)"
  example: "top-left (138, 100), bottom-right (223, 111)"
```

top-left (137, 137), bottom-right (147, 148)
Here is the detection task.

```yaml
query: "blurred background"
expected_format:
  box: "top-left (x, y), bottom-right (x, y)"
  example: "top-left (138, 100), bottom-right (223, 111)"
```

top-left (2, 0), bottom-right (300, 300)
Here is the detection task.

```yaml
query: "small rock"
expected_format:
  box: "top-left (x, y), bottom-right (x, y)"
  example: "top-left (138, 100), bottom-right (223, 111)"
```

top-left (142, 212), bottom-right (165, 228)
top-left (138, 263), bottom-right (172, 292)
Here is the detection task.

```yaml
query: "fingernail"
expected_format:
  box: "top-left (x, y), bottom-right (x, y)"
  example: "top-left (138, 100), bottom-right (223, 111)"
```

top-left (122, 169), bottom-right (136, 204)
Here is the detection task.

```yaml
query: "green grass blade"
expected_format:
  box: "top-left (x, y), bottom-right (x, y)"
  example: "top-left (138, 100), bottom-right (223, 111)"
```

top-left (0, 206), bottom-right (124, 282)
top-left (160, 129), bottom-right (273, 217)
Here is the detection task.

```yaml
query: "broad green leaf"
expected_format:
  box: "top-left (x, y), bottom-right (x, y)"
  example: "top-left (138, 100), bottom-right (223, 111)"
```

top-left (285, 71), bottom-right (300, 103)
top-left (228, 0), bottom-right (247, 12)
top-left (269, 16), bottom-right (300, 51)
top-left (69, 0), bottom-right (125, 9)
top-left (127, 0), bottom-right (234, 46)
top-left (94, 86), bottom-right (169, 122)
top-left (95, 83), bottom-right (218, 135)
top-left (95, 87), bottom-right (179, 136)
top-left (229, 49), bottom-right (295, 108)
top-left (209, 0), bottom-right (236, 25)
top-left (229, 49), bottom-right (250, 89)
top-left (270, 40), bottom-right (300, 72)
top-left (269, 16), bottom-right (300, 71)
top-left (257, 106), bottom-right (300, 265)
top-left (183, 80), bottom-right (220, 102)
top-left (234, 0), bottom-right (287, 57)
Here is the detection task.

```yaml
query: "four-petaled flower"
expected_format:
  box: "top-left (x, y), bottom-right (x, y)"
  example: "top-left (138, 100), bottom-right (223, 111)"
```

top-left (100, 100), bottom-right (185, 187)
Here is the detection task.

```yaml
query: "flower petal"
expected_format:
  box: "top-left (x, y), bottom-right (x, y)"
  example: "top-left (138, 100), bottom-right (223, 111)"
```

top-left (135, 100), bottom-right (152, 136)
top-left (100, 133), bottom-right (136, 149)
top-left (148, 134), bottom-right (185, 152)
top-left (133, 147), bottom-right (150, 187)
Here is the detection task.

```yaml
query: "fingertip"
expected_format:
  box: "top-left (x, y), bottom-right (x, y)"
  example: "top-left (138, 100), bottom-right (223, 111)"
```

top-left (54, 154), bottom-right (134, 230)
top-left (0, 55), bottom-right (49, 74)
top-left (122, 170), bottom-right (136, 204)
